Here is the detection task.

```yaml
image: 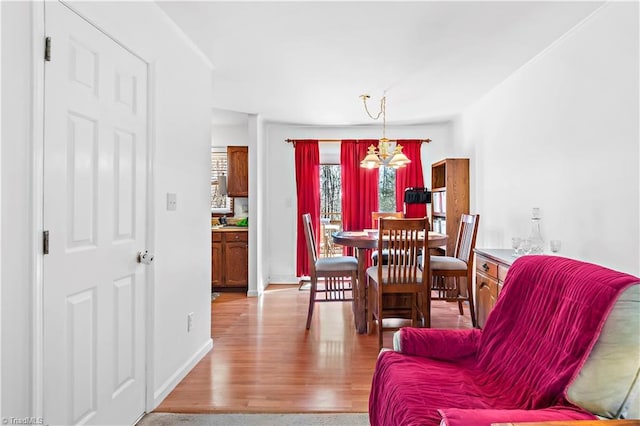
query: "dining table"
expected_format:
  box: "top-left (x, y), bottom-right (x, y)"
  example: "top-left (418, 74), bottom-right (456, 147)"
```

top-left (332, 230), bottom-right (448, 334)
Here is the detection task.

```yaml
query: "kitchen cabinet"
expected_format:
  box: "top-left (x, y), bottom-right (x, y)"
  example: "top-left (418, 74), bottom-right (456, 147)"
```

top-left (211, 233), bottom-right (223, 286)
top-left (212, 229), bottom-right (248, 291)
top-left (227, 146), bottom-right (248, 197)
top-left (474, 249), bottom-right (513, 328)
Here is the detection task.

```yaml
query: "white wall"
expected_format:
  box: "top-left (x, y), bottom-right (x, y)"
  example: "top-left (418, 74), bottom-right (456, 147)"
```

top-left (1, 0), bottom-right (214, 416)
top-left (457, 2), bottom-right (639, 275)
top-left (211, 124), bottom-right (249, 147)
top-left (0, 1), bottom-right (3, 418)
top-left (1, 2), bottom-right (36, 416)
top-left (248, 115), bottom-right (267, 296)
top-left (264, 122), bottom-right (454, 282)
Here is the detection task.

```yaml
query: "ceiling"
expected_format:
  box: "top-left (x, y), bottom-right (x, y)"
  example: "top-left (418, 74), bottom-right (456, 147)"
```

top-left (157, 1), bottom-right (603, 126)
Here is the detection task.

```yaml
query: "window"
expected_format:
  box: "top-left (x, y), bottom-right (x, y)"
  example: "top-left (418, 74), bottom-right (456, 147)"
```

top-left (320, 164), bottom-right (341, 222)
top-left (379, 166), bottom-right (396, 212)
top-left (319, 164), bottom-right (397, 217)
top-left (211, 149), bottom-right (232, 213)
top-left (319, 164), bottom-right (342, 257)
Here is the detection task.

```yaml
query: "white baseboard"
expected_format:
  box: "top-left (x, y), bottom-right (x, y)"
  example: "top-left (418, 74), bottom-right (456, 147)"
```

top-left (151, 338), bottom-right (213, 409)
top-left (268, 274), bottom-right (301, 284)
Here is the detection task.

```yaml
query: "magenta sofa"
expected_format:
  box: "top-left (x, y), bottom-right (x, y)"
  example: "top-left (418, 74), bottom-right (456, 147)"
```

top-left (369, 255), bottom-right (639, 426)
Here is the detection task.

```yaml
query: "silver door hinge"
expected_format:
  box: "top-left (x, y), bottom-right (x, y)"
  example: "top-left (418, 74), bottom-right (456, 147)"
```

top-left (45, 37), bottom-right (51, 62)
top-left (43, 230), bottom-right (49, 255)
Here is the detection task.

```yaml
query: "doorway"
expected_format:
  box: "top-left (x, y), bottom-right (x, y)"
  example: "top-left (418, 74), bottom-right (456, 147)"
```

top-left (42, 2), bottom-right (149, 424)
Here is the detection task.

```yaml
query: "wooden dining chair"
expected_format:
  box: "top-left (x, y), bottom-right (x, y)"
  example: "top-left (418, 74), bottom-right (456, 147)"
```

top-left (367, 217), bottom-right (430, 350)
top-left (302, 213), bottom-right (358, 330)
top-left (371, 211), bottom-right (404, 229)
top-left (430, 214), bottom-right (480, 327)
top-left (371, 211), bottom-right (404, 265)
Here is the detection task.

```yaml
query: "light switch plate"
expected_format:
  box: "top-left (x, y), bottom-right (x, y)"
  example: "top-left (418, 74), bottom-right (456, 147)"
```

top-left (167, 193), bottom-right (177, 211)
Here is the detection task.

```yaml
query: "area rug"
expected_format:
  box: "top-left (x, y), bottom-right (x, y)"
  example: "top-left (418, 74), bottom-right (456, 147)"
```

top-left (136, 412), bottom-right (370, 426)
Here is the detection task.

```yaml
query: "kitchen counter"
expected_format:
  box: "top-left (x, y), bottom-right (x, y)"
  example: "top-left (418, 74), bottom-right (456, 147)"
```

top-left (211, 226), bottom-right (248, 232)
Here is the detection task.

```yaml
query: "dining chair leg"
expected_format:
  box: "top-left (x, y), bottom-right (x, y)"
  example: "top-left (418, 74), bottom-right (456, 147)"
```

top-left (425, 287), bottom-right (431, 328)
top-left (367, 287), bottom-right (372, 335)
top-left (453, 277), bottom-right (463, 315)
top-left (466, 273), bottom-right (477, 328)
top-left (350, 274), bottom-right (357, 316)
top-left (377, 287), bottom-right (384, 350)
top-left (361, 272), bottom-right (369, 334)
top-left (305, 277), bottom-right (317, 330)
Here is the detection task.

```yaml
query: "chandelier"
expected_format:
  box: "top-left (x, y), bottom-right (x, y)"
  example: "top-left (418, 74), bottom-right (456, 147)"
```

top-left (359, 94), bottom-right (411, 169)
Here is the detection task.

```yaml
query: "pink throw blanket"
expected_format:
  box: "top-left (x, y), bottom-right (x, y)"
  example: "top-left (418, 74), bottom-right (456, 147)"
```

top-left (369, 255), bottom-right (639, 426)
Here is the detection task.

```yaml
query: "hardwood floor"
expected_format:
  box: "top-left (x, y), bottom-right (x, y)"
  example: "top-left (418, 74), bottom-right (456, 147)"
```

top-left (155, 284), bottom-right (472, 414)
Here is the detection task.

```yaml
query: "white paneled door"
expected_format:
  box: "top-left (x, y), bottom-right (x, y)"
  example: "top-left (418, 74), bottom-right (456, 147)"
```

top-left (43, 2), bottom-right (148, 425)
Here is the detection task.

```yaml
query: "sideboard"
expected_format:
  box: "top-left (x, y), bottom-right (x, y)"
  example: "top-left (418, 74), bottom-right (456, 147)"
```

top-left (474, 248), bottom-right (514, 328)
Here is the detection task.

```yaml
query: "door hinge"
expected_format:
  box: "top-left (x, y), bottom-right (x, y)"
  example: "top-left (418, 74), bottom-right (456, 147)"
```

top-left (43, 230), bottom-right (49, 255)
top-left (44, 37), bottom-right (51, 62)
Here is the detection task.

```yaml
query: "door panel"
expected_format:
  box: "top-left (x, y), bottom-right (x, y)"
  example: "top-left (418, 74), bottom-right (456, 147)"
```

top-left (225, 242), bottom-right (248, 286)
top-left (43, 2), bottom-right (148, 425)
top-left (475, 271), bottom-right (497, 329)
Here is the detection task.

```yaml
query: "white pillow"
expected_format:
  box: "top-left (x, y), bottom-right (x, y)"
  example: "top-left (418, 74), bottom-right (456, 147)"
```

top-left (567, 284), bottom-right (640, 419)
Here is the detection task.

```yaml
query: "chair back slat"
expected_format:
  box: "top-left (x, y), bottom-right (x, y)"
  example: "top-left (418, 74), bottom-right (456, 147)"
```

top-left (378, 218), bottom-right (428, 285)
top-left (454, 214), bottom-right (480, 264)
top-left (302, 213), bottom-right (318, 274)
top-left (369, 217), bottom-right (431, 347)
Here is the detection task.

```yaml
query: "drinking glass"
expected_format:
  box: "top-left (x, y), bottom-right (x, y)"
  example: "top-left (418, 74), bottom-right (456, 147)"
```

top-left (511, 237), bottom-right (522, 256)
top-left (520, 238), bottom-right (532, 255)
top-left (550, 240), bottom-right (561, 253)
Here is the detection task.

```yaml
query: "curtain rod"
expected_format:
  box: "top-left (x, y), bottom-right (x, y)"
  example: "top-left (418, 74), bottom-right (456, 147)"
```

top-left (285, 138), bottom-right (431, 144)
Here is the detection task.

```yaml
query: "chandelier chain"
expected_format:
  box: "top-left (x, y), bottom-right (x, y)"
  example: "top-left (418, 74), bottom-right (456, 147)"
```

top-left (360, 94), bottom-right (387, 140)
top-left (359, 92), bottom-right (410, 169)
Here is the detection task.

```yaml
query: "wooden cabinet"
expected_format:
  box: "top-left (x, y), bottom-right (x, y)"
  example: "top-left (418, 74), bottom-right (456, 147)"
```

top-left (224, 237), bottom-right (249, 286)
top-left (476, 262), bottom-right (498, 329)
top-left (431, 158), bottom-right (469, 255)
top-left (212, 233), bottom-right (223, 286)
top-left (474, 249), bottom-right (513, 328)
top-left (227, 146), bottom-right (248, 197)
top-left (212, 230), bottom-right (248, 291)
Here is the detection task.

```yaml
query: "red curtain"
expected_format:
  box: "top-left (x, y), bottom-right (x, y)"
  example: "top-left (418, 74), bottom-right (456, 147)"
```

top-left (341, 140), bottom-right (379, 256)
top-left (294, 140), bottom-right (320, 277)
top-left (395, 140), bottom-right (426, 218)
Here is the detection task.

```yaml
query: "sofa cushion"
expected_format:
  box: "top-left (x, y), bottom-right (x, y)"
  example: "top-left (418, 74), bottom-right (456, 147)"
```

top-left (566, 284), bottom-right (640, 419)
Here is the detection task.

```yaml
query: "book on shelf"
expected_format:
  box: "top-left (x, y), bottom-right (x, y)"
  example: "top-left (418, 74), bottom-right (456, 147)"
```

top-left (432, 218), bottom-right (447, 234)
top-left (433, 192), bottom-right (442, 213)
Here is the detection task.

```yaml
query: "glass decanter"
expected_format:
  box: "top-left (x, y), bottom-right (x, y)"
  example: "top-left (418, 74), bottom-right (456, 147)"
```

top-left (528, 208), bottom-right (544, 254)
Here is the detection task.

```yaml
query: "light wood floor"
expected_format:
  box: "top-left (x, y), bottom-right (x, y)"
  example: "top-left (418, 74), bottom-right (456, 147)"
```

top-left (155, 284), bottom-right (472, 414)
